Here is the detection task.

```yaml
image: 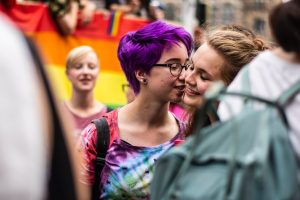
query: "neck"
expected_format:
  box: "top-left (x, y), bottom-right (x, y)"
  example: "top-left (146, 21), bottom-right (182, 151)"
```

top-left (70, 90), bottom-right (95, 109)
top-left (123, 95), bottom-right (171, 126)
top-left (273, 47), bottom-right (300, 64)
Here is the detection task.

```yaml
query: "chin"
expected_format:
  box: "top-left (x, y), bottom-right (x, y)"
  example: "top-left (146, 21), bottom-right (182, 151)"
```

top-left (171, 93), bottom-right (184, 103)
top-left (183, 97), bottom-right (203, 108)
top-left (77, 87), bottom-right (93, 92)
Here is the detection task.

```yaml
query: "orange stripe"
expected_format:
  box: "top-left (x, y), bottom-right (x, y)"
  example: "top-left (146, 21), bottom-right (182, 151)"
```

top-left (29, 32), bottom-right (122, 72)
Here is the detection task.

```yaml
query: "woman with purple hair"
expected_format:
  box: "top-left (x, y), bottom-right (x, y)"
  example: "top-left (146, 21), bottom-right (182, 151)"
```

top-left (79, 20), bottom-right (193, 199)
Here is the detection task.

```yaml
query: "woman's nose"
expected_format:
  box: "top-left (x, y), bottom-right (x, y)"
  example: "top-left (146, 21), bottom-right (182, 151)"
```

top-left (81, 65), bottom-right (89, 73)
top-left (178, 68), bottom-right (187, 80)
top-left (184, 70), bottom-right (195, 86)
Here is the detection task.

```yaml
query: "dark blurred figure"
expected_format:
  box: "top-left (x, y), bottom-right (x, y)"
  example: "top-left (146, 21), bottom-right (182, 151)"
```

top-left (22, 0), bottom-right (96, 35)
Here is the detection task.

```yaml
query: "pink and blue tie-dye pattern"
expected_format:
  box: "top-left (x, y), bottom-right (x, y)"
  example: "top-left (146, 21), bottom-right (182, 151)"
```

top-left (100, 126), bottom-right (185, 200)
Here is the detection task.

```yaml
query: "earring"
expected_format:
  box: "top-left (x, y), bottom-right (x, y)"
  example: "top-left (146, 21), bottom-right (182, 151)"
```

top-left (142, 79), bottom-right (147, 84)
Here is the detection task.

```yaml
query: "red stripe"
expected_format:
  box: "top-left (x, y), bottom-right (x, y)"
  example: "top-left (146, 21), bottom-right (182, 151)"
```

top-left (0, 3), bottom-right (149, 39)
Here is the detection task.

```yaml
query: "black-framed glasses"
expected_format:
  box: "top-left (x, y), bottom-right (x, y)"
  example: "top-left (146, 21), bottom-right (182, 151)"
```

top-left (154, 61), bottom-right (192, 77)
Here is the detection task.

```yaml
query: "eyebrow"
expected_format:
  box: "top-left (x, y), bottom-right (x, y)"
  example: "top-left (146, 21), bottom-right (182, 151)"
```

top-left (164, 58), bottom-right (190, 63)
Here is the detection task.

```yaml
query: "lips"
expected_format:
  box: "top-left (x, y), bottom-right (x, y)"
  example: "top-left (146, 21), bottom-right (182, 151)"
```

top-left (79, 78), bottom-right (91, 81)
top-left (185, 87), bottom-right (200, 96)
top-left (175, 85), bottom-right (185, 91)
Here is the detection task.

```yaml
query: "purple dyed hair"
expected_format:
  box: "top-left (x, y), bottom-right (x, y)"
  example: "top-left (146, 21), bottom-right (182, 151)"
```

top-left (117, 20), bottom-right (193, 94)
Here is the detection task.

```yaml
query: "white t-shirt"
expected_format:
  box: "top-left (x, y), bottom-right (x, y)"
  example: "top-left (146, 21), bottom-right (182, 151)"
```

top-left (218, 50), bottom-right (300, 179)
top-left (0, 16), bottom-right (47, 199)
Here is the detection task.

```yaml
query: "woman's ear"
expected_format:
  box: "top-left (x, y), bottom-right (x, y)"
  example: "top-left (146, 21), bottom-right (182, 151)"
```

top-left (65, 68), bottom-right (71, 81)
top-left (135, 70), bottom-right (148, 85)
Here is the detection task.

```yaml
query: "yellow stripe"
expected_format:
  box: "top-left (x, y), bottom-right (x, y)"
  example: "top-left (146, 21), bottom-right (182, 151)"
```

top-left (111, 11), bottom-right (122, 36)
top-left (47, 64), bottom-right (127, 106)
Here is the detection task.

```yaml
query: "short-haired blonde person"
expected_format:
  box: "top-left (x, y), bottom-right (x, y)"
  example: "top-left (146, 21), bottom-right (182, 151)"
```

top-left (64, 46), bottom-right (110, 138)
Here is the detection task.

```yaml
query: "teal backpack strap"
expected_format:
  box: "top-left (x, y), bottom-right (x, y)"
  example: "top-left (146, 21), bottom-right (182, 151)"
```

top-left (240, 66), bottom-right (255, 109)
top-left (241, 65), bottom-right (251, 93)
top-left (275, 80), bottom-right (300, 128)
top-left (277, 80), bottom-right (300, 106)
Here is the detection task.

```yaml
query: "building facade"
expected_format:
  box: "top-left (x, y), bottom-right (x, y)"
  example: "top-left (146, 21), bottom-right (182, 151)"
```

top-left (161, 0), bottom-right (282, 39)
top-left (205, 0), bottom-right (282, 39)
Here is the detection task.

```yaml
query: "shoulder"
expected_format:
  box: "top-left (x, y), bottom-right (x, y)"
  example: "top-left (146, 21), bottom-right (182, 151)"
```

top-left (102, 108), bottom-right (119, 124)
top-left (103, 109), bottom-right (119, 144)
top-left (171, 113), bottom-right (187, 138)
top-left (78, 123), bottom-right (97, 149)
top-left (79, 109), bottom-right (120, 148)
top-left (247, 50), bottom-right (277, 73)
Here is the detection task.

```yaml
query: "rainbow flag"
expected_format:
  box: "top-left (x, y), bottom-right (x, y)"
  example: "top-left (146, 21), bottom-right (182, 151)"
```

top-left (0, 3), bottom-right (149, 107)
top-left (108, 11), bottom-right (122, 37)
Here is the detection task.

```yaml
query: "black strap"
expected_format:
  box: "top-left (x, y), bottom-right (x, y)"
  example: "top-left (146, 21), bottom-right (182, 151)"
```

top-left (24, 36), bottom-right (77, 200)
top-left (91, 117), bottom-right (110, 200)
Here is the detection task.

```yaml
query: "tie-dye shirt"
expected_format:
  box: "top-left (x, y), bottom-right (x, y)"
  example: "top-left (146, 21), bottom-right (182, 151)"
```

top-left (79, 109), bottom-right (185, 200)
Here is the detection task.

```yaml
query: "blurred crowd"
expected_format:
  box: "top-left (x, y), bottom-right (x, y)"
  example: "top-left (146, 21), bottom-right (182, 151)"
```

top-left (1, 0), bottom-right (167, 35)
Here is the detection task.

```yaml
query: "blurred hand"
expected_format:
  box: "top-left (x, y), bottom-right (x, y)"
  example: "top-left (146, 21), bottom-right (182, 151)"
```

top-left (79, 0), bottom-right (96, 25)
top-left (128, 0), bottom-right (141, 14)
top-left (149, 6), bottom-right (164, 20)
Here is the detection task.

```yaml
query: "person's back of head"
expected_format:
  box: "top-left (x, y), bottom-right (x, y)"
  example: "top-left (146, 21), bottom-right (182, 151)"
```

top-left (206, 27), bottom-right (269, 85)
top-left (269, 0), bottom-right (300, 54)
top-left (117, 20), bottom-right (192, 94)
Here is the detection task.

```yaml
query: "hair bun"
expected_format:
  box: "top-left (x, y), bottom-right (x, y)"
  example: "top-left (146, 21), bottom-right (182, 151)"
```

top-left (253, 38), bottom-right (269, 51)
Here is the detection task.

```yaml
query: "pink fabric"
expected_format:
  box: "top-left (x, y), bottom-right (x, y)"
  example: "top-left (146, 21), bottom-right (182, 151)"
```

top-left (63, 102), bottom-right (109, 135)
top-left (169, 103), bottom-right (189, 123)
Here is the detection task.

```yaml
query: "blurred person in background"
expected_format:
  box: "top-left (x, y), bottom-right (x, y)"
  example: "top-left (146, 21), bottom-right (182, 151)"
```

top-left (192, 26), bottom-right (205, 51)
top-left (64, 46), bottom-right (112, 139)
top-left (0, 15), bottom-right (88, 200)
top-left (42, 0), bottom-right (96, 35)
top-left (122, 83), bottom-right (135, 103)
top-left (18, 0), bottom-right (96, 34)
top-left (105, 0), bottom-right (165, 20)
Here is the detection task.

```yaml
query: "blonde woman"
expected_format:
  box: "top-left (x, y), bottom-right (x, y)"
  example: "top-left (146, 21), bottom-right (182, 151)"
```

top-left (64, 46), bottom-right (110, 138)
top-left (183, 25), bottom-right (269, 133)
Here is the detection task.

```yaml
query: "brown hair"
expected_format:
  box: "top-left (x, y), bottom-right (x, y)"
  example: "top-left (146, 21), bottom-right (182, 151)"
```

top-left (269, 0), bottom-right (300, 53)
top-left (206, 26), bottom-right (269, 85)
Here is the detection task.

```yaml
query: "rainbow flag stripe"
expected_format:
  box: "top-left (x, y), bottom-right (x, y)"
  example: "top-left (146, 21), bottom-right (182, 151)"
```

top-left (108, 11), bottom-right (122, 37)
